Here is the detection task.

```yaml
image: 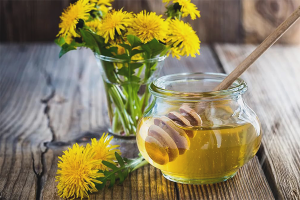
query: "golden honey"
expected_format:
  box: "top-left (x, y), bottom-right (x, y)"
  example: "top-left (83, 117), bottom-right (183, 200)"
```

top-left (137, 117), bottom-right (261, 184)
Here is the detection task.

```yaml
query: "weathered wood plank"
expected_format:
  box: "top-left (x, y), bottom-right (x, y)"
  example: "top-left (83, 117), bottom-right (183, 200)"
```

top-left (0, 45), bottom-right (54, 199)
top-left (243, 0), bottom-right (300, 44)
top-left (215, 44), bottom-right (300, 199)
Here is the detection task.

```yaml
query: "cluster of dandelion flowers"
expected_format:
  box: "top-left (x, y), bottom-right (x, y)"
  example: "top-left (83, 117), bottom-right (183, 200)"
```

top-left (98, 9), bottom-right (132, 43)
top-left (167, 19), bottom-right (200, 58)
top-left (91, 133), bottom-right (121, 171)
top-left (129, 11), bottom-right (168, 43)
top-left (56, 144), bottom-right (104, 199)
top-left (57, 0), bottom-right (95, 38)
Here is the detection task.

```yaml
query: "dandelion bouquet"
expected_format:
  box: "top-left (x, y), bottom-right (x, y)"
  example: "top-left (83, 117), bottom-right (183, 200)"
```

top-left (56, 0), bottom-right (201, 136)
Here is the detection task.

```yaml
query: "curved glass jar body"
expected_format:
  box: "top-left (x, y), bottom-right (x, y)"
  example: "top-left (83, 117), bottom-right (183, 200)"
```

top-left (96, 54), bottom-right (166, 136)
top-left (136, 73), bottom-right (262, 184)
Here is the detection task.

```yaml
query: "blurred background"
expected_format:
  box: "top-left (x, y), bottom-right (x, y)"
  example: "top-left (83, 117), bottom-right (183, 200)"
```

top-left (1, 0), bottom-right (300, 44)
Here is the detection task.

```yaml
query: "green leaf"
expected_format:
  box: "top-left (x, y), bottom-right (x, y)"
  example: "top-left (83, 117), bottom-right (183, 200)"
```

top-left (80, 29), bottom-right (101, 54)
top-left (108, 46), bottom-right (118, 54)
top-left (95, 153), bottom-right (148, 190)
top-left (55, 37), bottom-right (65, 46)
top-left (108, 173), bottom-right (116, 188)
top-left (130, 63), bottom-right (143, 70)
top-left (127, 35), bottom-right (142, 48)
top-left (103, 161), bottom-right (118, 170)
top-left (59, 43), bottom-right (76, 58)
top-left (130, 76), bottom-right (141, 83)
top-left (115, 152), bottom-right (125, 167)
top-left (141, 38), bottom-right (166, 58)
top-left (114, 53), bottom-right (130, 61)
top-left (131, 49), bottom-right (144, 57)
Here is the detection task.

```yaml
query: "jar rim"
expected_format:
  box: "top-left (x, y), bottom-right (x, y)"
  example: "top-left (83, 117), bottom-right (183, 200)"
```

top-left (95, 54), bottom-right (167, 63)
top-left (150, 72), bottom-right (247, 101)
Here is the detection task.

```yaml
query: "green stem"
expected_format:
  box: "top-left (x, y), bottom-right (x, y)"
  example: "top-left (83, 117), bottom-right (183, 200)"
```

top-left (130, 157), bottom-right (149, 172)
top-left (141, 62), bottom-right (152, 112)
top-left (108, 85), bottom-right (134, 135)
top-left (112, 110), bottom-right (120, 133)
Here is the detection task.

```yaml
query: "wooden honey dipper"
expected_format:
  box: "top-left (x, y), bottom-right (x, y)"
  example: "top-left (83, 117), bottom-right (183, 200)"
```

top-left (144, 6), bottom-right (300, 165)
top-left (145, 104), bottom-right (202, 165)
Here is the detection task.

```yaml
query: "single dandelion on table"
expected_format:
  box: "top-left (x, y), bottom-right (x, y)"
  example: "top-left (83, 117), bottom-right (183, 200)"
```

top-left (91, 133), bottom-right (121, 171)
top-left (56, 143), bottom-right (104, 199)
top-left (129, 11), bottom-right (168, 43)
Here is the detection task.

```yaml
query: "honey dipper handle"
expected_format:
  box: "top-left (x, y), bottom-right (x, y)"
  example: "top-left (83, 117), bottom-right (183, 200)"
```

top-left (213, 6), bottom-right (300, 91)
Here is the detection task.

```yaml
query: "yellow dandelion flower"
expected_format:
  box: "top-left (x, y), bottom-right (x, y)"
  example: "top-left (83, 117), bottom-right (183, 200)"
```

top-left (86, 20), bottom-right (102, 33)
top-left (163, 0), bottom-right (172, 3)
top-left (167, 19), bottom-right (200, 57)
top-left (168, 47), bottom-right (182, 60)
top-left (174, 0), bottom-right (200, 20)
top-left (56, 143), bottom-right (104, 199)
top-left (57, 0), bottom-right (95, 38)
top-left (98, 4), bottom-right (111, 15)
top-left (91, 0), bottom-right (114, 16)
top-left (65, 34), bottom-right (73, 45)
top-left (91, 133), bottom-right (121, 171)
top-left (116, 45), bottom-right (126, 55)
top-left (98, 10), bottom-right (132, 43)
top-left (90, 0), bottom-right (113, 6)
top-left (129, 11), bottom-right (168, 43)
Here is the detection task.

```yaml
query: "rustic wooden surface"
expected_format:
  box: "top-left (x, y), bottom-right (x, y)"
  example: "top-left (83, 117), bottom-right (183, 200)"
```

top-left (243, 0), bottom-right (300, 44)
top-left (2, 0), bottom-right (300, 44)
top-left (215, 44), bottom-right (300, 200)
top-left (0, 44), bottom-right (278, 199)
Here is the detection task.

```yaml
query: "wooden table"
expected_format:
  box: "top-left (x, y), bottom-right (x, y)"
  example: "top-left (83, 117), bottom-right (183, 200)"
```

top-left (1, 44), bottom-right (300, 200)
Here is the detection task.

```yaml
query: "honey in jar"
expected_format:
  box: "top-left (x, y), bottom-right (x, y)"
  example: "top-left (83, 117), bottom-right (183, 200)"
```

top-left (136, 73), bottom-right (262, 184)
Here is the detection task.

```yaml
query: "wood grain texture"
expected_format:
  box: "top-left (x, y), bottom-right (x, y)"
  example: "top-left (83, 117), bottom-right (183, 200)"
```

top-left (243, 0), bottom-right (300, 44)
top-left (214, 5), bottom-right (300, 91)
top-left (0, 44), bottom-right (274, 199)
top-left (0, 45), bottom-right (53, 199)
top-left (215, 44), bottom-right (300, 199)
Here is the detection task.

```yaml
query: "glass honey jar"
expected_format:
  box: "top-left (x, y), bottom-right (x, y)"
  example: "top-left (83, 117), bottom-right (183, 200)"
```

top-left (136, 73), bottom-right (262, 184)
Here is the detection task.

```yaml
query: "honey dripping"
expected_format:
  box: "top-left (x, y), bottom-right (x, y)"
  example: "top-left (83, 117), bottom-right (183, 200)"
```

top-left (145, 104), bottom-right (202, 165)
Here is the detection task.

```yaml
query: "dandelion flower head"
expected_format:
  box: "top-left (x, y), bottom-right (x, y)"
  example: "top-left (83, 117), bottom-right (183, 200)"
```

top-left (167, 19), bottom-right (200, 57)
top-left (174, 0), bottom-right (200, 20)
top-left (163, 0), bottom-right (200, 20)
top-left (90, 0), bottom-right (114, 6)
top-left (98, 9), bottom-right (132, 43)
top-left (57, 0), bottom-right (95, 38)
top-left (56, 143), bottom-right (104, 199)
top-left (90, 0), bottom-right (114, 16)
top-left (129, 11), bottom-right (168, 43)
top-left (91, 133), bottom-right (120, 171)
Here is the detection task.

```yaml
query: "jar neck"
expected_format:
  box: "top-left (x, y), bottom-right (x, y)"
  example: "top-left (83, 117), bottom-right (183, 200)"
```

top-left (150, 73), bottom-right (247, 102)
